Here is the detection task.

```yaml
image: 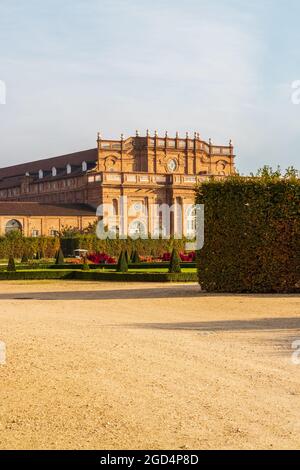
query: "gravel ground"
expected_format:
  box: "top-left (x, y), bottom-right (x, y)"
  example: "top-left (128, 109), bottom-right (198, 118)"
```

top-left (0, 280), bottom-right (299, 450)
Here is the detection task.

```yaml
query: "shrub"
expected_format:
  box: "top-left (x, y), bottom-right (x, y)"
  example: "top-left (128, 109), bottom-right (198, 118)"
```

top-left (21, 253), bottom-right (29, 263)
top-left (55, 248), bottom-right (65, 265)
top-left (0, 270), bottom-right (197, 283)
top-left (82, 256), bottom-right (90, 271)
top-left (196, 175), bottom-right (300, 293)
top-left (131, 249), bottom-right (141, 264)
top-left (124, 249), bottom-right (130, 264)
top-left (7, 255), bottom-right (16, 272)
top-left (169, 249), bottom-right (182, 273)
top-left (117, 250), bottom-right (128, 273)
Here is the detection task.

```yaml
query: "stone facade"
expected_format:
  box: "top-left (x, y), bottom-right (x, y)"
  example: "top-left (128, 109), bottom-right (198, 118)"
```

top-left (0, 132), bottom-right (236, 237)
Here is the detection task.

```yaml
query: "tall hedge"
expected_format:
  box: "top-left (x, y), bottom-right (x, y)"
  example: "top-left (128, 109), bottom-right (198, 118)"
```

top-left (0, 234), bottom-right (60, 259)
top-left (196, 176), bottom-right (300, 293)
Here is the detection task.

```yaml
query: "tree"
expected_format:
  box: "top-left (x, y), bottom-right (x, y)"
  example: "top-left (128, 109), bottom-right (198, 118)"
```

top-left (284, 166), bottom-right (299, 179)
top-left (7, 255), bottom-right (16, 272)
top-left (55, 248), bottom-right (65, 265)
top-left (253, 165), bottom-right (282, 179)
top-left (168, 248), bottom-right (181, 273)
top-left (117, 250), bottom-right (128, 273)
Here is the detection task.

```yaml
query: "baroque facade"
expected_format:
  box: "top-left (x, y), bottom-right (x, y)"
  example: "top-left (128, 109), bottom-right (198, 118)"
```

top-left (0, 132), bottom-right (236, 237)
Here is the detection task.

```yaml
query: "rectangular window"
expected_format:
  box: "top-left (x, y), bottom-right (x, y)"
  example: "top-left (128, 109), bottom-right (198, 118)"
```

top-left (32, 230), bottom-right (39, 237)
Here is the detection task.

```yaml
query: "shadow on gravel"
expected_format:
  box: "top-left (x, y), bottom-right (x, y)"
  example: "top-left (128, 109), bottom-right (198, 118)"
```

top-left (0, 285), bottom-right (298, 301)
top-left (126, 317), bottom-right (300, 332)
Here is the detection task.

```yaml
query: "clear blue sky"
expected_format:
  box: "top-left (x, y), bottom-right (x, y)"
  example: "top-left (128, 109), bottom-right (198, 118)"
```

top-left (0, 0), bottom-right (299, 174)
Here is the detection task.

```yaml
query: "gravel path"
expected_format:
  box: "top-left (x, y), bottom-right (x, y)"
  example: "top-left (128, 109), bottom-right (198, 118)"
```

top-left (0, 281), bottom-right (299, 449)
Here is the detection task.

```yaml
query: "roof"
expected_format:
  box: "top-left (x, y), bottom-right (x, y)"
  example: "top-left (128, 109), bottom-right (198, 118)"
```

top-left (0, 202), bottom-right (97, 217)
top-left (0, 148), bottom-right (98, 180)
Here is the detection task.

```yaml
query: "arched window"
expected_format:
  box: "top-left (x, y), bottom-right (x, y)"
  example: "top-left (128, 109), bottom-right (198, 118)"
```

top-left (82, 161), bottom-right (87, 172)
top-left (52, 167), bottom-right (57, 177)
top-left (39, 169), bottom-right (43, 179)
top-left (186, 206), bottom-right (196, 238)
top-left (5, 219), bottom-right (22, 234)
top-left (66, 164), bottom-right (72, 174)
top-left (112, 199), bottom-right (118, 216)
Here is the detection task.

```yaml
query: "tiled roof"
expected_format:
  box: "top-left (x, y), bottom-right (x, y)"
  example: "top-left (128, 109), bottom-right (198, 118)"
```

top-left (0, 148), bottom-right (98, 180)
top-left (0, 203), bottom-right (96, 216)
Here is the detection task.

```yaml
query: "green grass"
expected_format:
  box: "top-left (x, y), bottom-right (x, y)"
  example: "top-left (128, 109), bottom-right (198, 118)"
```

top-left (89, 267), bottom-right (196, 274)
top-left (0, 269), bottom-right (197, 283)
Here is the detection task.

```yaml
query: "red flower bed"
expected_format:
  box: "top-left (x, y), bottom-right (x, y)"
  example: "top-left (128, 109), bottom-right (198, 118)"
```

top-left (162, 252), bottom-right (195, 262)
top-left (87, 252), bottom-right (116, 264)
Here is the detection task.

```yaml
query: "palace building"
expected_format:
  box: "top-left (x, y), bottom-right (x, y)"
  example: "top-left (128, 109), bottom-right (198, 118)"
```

top-left (0, 131), bottom-right (236, 237)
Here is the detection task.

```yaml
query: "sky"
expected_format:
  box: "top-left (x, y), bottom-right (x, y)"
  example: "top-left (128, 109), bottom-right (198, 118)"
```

top-left (0, 0), bottom-right (299, 174)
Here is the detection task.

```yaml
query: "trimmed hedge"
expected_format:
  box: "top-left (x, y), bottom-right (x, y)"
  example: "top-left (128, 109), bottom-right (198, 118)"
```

top-left (0, 270), bottom-right (75, 280)
top-left (196, 176), bottom-right (300, 293)
top-left (0, 233), bottom-right (60, 259)
top-left (0, 270), bottom-right (197, 283)
top-left (72, 271), bottom-right (197, 283)
top-left (51, 262), bottom-right (196, 270)
top-left (59, 236), bottom-right (189, 258)
top-left (0, 235), bottom-right (193, 260)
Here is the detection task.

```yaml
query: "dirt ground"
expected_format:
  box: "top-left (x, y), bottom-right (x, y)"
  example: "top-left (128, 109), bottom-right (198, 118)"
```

top-left (0, 280), bottom-right (299, 450)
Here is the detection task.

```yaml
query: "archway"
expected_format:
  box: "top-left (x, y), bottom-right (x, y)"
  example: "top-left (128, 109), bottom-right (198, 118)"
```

top-left (5, 219), bottom-right (22, 234)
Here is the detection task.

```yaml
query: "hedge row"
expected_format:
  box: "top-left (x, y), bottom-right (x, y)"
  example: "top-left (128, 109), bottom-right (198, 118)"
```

top-left (0, 270), bottom-right (74, 280)
top-left (196, 176), bottom-right (300, 293)
top-left (0, 233), bottom-right (191, 259)
top-left (0, 270), bottom-right (197, 283)
top-left (48, 262), bottom-right (196, 270)
top-left (0, 233), bottom-right (60, 259)
top-left (60, 236), bottom-right (189, 258)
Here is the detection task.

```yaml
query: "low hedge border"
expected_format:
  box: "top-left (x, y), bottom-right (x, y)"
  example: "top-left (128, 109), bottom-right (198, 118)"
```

top-left (0, 270), bottom-right (197, 283)
top-left (73, 271), bottom-right (197, 283)
top-left (0, 270), bottom-right (75, 280)
top-left (50, 262), bottom-right (196, 270)
top-left (0, 262), bottom-right (196, 271)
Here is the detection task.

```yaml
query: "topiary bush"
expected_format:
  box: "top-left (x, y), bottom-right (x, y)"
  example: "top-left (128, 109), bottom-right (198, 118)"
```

top-left (117, 250), bottom-right (128, 273)
top-left (168, 248), bottom-right (182, 273)
top-left (7, 255), bottom-right (16, 272)
top-left (55, 248), bottom-right (65, 265)
top-left (81, 256), bottom-right (90, 271)
top-left (21, 253), bottom-right (29, 263)
top-left (131, 249), bottom-right (141, 264)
